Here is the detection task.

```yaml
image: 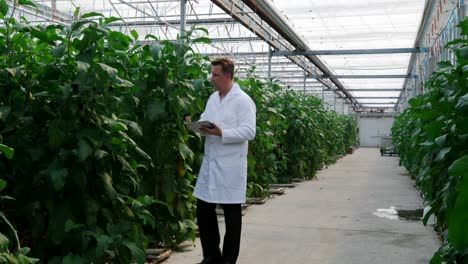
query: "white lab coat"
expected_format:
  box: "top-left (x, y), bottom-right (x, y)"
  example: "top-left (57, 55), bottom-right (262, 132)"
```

top-left (193, 83), bottom-right (256, 204)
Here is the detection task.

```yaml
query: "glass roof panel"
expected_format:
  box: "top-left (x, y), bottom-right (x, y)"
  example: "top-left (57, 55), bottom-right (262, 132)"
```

top-left (271, 0), bottom-right (425, 107)
top-left (17, 0), bottom-right (426, 110)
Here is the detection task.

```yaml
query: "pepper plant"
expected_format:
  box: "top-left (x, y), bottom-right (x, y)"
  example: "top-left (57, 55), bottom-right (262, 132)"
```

top-left (0, 2), bottom-right (210, 262)
top-left (392, 18), bottom-right (468, 263)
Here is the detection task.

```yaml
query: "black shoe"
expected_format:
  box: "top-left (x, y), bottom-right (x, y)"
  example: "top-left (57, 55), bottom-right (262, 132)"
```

top-left (198, 256), bottom-right (223, 264)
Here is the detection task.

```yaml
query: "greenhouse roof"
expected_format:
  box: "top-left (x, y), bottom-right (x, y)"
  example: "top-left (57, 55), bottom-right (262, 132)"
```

top-left (17, 0), bottom-right (426, 112)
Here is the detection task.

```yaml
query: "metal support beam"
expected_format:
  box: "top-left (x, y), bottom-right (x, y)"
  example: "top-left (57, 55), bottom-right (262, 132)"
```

top-left (139, 37), bottom-right (261, 45)
top-left (346, 89), bottom-right (402, 92)
top-left (202, 52), bottom-right (266, 57)
top-left (180, 0), bottom-right (187, 39)
top-left (107, 18), bottom-right (238, 27)
top-left (307, 75), bottom-right (418, 79)
top-left (272, 48), bottom-right (419, 56)
top-left (333, 93), bottom-right (336, 111)
top-left (303, 73), bottom-right (306, 94)
top-left (233, 0), bottom-right (356, 105)
top-left (358, 103), bottom-right (396, 105)
top-left (354, 97), bottom-right (399, 99)
top-left (267, 45), bottom-right (272, 82)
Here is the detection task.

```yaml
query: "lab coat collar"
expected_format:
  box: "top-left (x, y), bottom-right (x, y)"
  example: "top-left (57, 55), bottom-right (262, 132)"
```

top-left (219, 83), bottom-right (241, 106)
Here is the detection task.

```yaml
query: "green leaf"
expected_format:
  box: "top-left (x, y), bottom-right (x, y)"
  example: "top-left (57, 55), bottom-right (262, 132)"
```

top-left (100, 172), bottom-right (117, 200)
top-left (76, 61), bottom-right (90, 73)
top-left (78, 139), bottom-right (93, 161)
top-left (52, 46), bottom-right (66, 58)
top-left (94, 149), bottom-right (108, 160)
top-left (122, 240), bottom-right (145, 264)
top-left (0, 233), bottom-right (9, 251)
top-left (111, 121), bottom-right (127, 132)
top-left (122, 120), bottom-right (142, 136)
top-left (73, 7), bottom-right (80, 18)
top-left (434, 147), bottom-right (451, 162)
top-left (80, 12), bottom-right (104, 19)
top-left (104, 16), bottom-right (122, 24)
top-left (50, 168), bottom-right (68, 191)
top-left (420, 141), bottom-right (434, 147)
top-left (193, 27), bottom-right (209, 35)
top-left (18, 0), bottom-right (37, 7)
top-left (98, 63), bottom-right (118, 78)
top-left (435, 134), bottom-right (447, 147)
top-left (458, 46), bottom-right (468, 59)
top-left (455, 93), bottom-right (468, 110)
top-left (0, 144), bottom-right (14, 159)
top-left (135, 147), bottom-right (151, 161)
top-left (0, 179), bottom-right (6, 192)
top-left (457, 18), bottom-right (468, 36)
top-left (130, 30), bottom-right (139, 40)
top-left (0, 0), bottom-right (8, 17)
top-left (0, 106), bottom-right (10, 121)
top-left (95, 234), bottom-right (111, 258)
top-left (108, 31), bottom-right (132, 50)
top-left (64, 219), bottom-right (84, 232)
top-left (19, 247), bottom-right (31, 255)
top-left (192, 37), bottom-right (211, 44)
top-left (5, 66), bottom-right (26, 78)
top-left (447, 175), bottom-right (468, 251)
top-left (422, 206), bottom-right (435, 225)
top-left (179, 143), bottom-right (194, 161)
top-left (448, 155), bottom-right (468, 178)
top-left (430, 252), bottom-right (443, 264)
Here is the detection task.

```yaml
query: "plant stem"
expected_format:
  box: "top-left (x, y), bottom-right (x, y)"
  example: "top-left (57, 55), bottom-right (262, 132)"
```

top-left (0, 212), bottom-right (20, 253)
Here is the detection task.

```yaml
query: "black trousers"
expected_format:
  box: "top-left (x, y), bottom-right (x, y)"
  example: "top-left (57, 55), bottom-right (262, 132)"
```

top-left (196, 198), bottom-right (242, 263)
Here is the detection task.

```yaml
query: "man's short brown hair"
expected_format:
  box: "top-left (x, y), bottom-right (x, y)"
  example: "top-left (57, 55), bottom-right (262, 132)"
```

top-left (211, 57), bottom-right (235, 79)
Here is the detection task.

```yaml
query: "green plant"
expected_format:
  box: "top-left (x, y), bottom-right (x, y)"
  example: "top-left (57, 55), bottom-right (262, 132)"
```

top-left (392, 18), bottom-right (468, 263)
top-left (0, 3), bottom-right (209, 261)
top-left (0, 155), bottom-right (38, 264)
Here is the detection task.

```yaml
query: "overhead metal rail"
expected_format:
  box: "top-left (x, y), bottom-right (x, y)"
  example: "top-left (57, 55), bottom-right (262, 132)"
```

top-left (353, 97), bottom-right (399, 99)
top-left (107, 17), bottom-right (238, 27)
top-left (272, 48), bottom-right (420, 56)
top-left (307, 75), bottom-right (418, 79)
top-left (358, 103), bottom-right (396, 105)
top-left (346, 89), bottom-right (402, 91)
top-left (211, 0), bottom-right (357, 105)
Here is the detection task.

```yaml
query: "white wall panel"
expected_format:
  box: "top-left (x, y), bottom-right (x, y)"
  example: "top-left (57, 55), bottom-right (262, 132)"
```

top-left (358, 116), bottom-right (394, 147)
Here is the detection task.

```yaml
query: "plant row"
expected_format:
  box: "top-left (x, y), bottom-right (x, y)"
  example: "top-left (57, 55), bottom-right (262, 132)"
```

top-left (239, 73), bottom-right (356, 197)
top-left (0, 3), bottom-right (357, 263)
top-left (392, 19), bottom-right (468, 264)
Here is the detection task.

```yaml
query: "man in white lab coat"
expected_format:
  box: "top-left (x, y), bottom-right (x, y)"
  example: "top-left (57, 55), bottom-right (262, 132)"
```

top-left (194, 58), bottom-right (256, 264)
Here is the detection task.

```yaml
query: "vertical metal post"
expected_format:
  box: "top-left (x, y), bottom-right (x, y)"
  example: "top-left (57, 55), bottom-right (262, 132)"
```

top-left (303, 73), bottom-right (306, 94)
top-left (333, 93), bottom-right (336, 112)
top-left (180, 0), bottom-right (187, 40)
top-left (341, 99), bottom-right (345, 114)
top-left (51, 0), bottom-right (56, 20)
top-left (321, 86), bottom-right (324, 100)
top-left (267, 45), bottom-right (272, 82)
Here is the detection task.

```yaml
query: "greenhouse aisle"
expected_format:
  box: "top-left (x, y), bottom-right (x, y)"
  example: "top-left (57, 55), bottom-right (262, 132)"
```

top-left (165, 148), bottom-right (440, 264)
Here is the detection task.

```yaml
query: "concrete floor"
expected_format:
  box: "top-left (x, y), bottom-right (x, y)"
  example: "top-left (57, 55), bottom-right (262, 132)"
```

top-left (164, 148), bottom-right (440, 264)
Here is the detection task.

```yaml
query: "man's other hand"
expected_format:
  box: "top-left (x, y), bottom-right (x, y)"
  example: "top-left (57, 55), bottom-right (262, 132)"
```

top-left (200, 122), bottom-right (222, 137)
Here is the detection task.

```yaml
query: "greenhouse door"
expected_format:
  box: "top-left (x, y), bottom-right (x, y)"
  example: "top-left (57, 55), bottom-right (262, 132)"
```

top-left (358, 116), bottom-right (395, 147)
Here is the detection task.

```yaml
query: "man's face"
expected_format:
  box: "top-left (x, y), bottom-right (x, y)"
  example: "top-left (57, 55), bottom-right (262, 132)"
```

top-left (210, 65), bottom-right (230, 90)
